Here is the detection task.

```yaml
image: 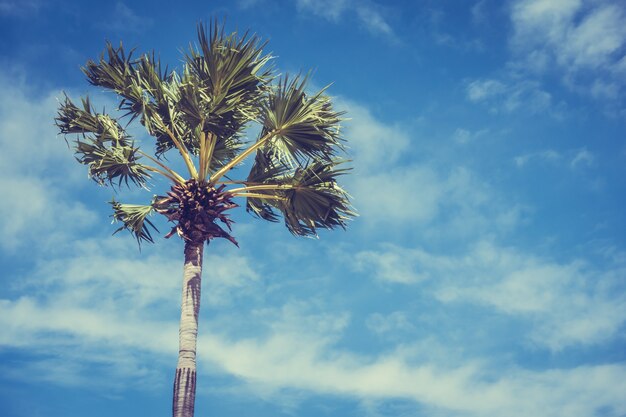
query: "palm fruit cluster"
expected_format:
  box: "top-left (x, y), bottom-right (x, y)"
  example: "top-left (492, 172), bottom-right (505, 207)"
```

top-left (154, 179), bottom-right (238, 245)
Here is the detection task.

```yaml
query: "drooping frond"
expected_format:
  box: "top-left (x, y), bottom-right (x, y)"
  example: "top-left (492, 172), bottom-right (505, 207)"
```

top-left (75, 137), bottom-right (152, 188)
top-left (280, 160), bottom-right (354, 236)
top-left (110, 199), bottom-right (159, 244)
top-left (82, 42), bottom-right (145, 122)
top-left (260, 75), bottom-right (345, 165)
top-left (242, 159), bottom-right (354, 236)
top-left (56, 94), bottom-right (130, 144)
top-left (81, 41), bottom-right (194, 168)
top-left (244, 150), bottom-right (291, 221)
top-left (56, 95), bottom-right (153, 188)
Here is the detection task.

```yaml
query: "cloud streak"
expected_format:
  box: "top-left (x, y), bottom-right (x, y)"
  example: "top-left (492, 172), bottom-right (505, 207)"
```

top-left (295, 0), bottom-right (394, 37)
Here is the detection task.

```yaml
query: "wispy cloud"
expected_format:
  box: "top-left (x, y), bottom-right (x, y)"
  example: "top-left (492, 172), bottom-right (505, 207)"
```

top-left (452, 127), bottom-right (489, 144)
top-left (366, 311), bottom-right (415, 335)
top-left (0, 71), bottom-right (96, 251)
top-left (354, 245), bottom-right (432, 284)
top-left (509, 0), bottom-right (626, 98)
top-left (339, 98), bottom-right (523, 236)
top-left (294, 0), bottom-right (394, 37)
top-left (570, 147), bottom-right (594, 168)
top-left (2, 61), bottom-right (624, 417)
top-left (0, 0), bottom-right (40, 16)
top-left (514, 149), bottom-right (561, 167)
top-left (431, 240), bottom-right (626, 350)
top-left (511, 0), bottom-right (626, 72)
top-left (465, 0), bottom-right (626, 116)
top-left (514, 147), bottom-right (595, 169)
top-left (466, 78), bottom-right (552, 114)
top-left (98, 2), bottom-right (153, 33)
top-left (3, 283), bottom-right (626, 416)
top-left (350, 234), bottom-right (626, 351)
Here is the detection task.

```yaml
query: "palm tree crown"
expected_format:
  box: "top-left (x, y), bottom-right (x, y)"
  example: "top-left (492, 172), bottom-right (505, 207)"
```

top-left (56, 23), bottom-right (354, 246)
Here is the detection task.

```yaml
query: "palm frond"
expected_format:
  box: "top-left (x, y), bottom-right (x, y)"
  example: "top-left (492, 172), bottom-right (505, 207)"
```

top-left (75, 137), bottom-right (152, 188)
top-left (260, 75), bottom-right (345, 166)
top-left (186, 22), bottom-right (272, 127)
top-left (82, 42), bottom-right (146, 122)
top-left (244, 150), bottom-right (290, 221)
top-left (57, 94), bottom-right (152, 188)
top-left (281, 159), bottom-right (354, 236)
top-left (110, 199), bottom-right (159, 244)
top-left (244, 159), bottom-right (355, 236)
top-left (82, 41), bottom-right (191, 162)
top-left (56, 94), bottom-right (129, 145)
top-left (176, 21), bottom-right (272, 172)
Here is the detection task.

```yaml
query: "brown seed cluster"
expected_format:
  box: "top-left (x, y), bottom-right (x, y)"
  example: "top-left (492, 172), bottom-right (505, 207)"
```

top-left (155, 179), bottom-right (238, 245)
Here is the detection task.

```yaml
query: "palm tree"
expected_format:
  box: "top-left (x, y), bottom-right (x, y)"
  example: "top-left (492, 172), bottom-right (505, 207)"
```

top-left (55, 22), bottom-right (354, 417)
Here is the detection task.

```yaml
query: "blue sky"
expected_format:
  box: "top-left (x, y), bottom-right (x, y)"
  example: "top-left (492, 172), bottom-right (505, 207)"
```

top-left (1, 0), bottom-right (626, 416)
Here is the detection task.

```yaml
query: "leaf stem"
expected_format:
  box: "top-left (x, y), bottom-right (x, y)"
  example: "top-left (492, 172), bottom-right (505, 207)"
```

top-left (228, 184), bottom-right (294, 194)
top-left (143, 165), bottom-right (181, 185)
top-left (229, 192), bottom-right (287, 201)
top-left (198, 131), bottom-right (217, 181)
top-left (209, 129), bottom-right (278, 185)
top-left (153, 113), bottom-right (198, 179)
top-left (139, 150), bottom-right (186, 184)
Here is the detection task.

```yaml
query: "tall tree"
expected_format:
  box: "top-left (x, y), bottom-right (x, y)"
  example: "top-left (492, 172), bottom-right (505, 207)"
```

top-left (55, 22), bottom-right (354, 417)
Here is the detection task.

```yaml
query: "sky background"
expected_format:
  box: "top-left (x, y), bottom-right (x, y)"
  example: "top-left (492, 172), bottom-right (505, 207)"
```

top-left (1, 0), bottom-right (626, 416)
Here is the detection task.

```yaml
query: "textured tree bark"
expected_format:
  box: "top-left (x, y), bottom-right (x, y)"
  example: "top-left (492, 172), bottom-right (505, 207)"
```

top-left (173, 240), bottom-right (204, 417)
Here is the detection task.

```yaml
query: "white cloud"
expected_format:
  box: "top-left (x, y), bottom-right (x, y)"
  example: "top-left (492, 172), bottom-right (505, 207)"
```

top-left (570, 147), bottom-right (594, 168)
top-left (453, 127), bottom-right (489, 144)
top-left (0, 0), bottom-right (40, 16)
top-left (514, 149), bottom-right (561, 167)
top-left (350, 165), bottom-right (445, 227)
top-left (366, 311), bottom-right (415, 335)
top-left (466, 78), bottom-right (552, 114)
top-left (348, 236), bottom-right (626, 350)
top-left (0, 71), bottom-right (98, 250)
top-left (471, 0), bottom-right (488, 25)
top-left (355, 6), bottom-right (393, 36)
top-left (338, 97), bottom-right (410, 169)
top-left (466, 79), bottom-right (507, 102)
top-left (467, 0), bottom-right (626, 113)
top-left (432, 240), bottom-right (626, 350)
top-left (295, 0), bottom-right (350, 20)
top-left (510, 0), bottom-right (626, 95)
top-left (295, 0), bottom-right (394, 37)
top-left (513, 148), bottom-right (594, 169)
top-left (341, 101), bottom-right (524, 236)
top-left (2, 287), bottom-right (626, 417)
top-left (0, 176), bottom-right (96, 251)
top-left (354, 245), bottom-right (432, 284)
top-left (100, 2), bottom-right (153, 33)
top-left (338, 98), bottom-right (514, 234)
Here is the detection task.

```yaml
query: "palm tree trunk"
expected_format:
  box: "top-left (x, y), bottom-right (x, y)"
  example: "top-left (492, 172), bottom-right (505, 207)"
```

top-left (173, 240), bottom-right (204, 417)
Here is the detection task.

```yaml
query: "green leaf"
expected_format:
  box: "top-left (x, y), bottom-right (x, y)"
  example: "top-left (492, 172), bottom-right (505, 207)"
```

top-left (82, 41), bottom-right (146, 122)
top-left (175, 21), bottom-right (272, 165)
top-left (56, 94), bottom-right (130, 145)
top-left (260, 75), bottom-right (345, 165)
top-left (75, 137), bottom-right (152, 188)
top-left (246, 159), bottom-right (355, 236)
top-left (245, 150), bottom-right (290, 221)
top-left (110, 199), bottom-right (159, 244)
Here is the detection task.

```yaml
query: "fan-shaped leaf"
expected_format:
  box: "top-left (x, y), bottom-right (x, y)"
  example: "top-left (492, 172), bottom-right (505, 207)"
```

top-left (260, 75), bottom-right (345, 165)
top-left (110, 199), bottom-right (159, 244)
